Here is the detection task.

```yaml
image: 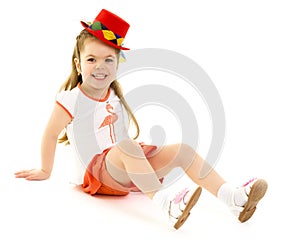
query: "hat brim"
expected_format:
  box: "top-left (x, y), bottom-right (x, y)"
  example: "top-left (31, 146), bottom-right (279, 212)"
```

top-left (80, 21), bottom-right (130, 50)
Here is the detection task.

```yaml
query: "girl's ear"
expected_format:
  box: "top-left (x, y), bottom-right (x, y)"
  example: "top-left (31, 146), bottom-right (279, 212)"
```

top-left (74, 58), bottom-right (81, 74)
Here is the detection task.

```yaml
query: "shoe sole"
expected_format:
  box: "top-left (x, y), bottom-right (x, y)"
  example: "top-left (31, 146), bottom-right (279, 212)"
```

top-left (238, 179), bottom-right (268, 223)
top-left (173, 186), bottom-right (202, 230)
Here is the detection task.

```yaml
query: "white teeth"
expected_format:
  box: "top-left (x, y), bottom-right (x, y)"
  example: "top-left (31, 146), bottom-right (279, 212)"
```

top-left (92, 73), bottom-right (106, 79)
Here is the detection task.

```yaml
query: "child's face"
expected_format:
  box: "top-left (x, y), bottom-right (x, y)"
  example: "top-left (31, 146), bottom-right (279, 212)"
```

top-left (75, 38), bottom-right (118, 98)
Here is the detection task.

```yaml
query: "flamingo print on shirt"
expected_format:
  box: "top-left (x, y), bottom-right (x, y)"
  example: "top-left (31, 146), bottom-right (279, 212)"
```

top-left (99, 103), bottom-right (118, 144)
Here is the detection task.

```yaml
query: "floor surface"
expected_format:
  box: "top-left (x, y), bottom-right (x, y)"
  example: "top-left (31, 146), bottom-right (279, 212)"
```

top-left (1, 147), bottom-right (297, 240)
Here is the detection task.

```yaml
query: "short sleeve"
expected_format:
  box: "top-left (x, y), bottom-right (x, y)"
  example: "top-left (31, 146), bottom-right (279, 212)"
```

top-left (55, 89), bottom-right (79, 119)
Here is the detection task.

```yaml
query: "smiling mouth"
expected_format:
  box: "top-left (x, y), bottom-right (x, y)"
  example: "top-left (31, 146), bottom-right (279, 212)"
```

top-left (91, 73), bottom-right (107, 80)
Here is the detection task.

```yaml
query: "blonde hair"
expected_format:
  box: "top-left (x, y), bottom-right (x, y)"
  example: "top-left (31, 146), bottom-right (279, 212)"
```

top-left (58, 29), bottom-right (140, 144)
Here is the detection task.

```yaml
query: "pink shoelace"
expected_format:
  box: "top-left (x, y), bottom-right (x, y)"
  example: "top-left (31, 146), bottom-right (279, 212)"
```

top-left (172, 188), bottom-right (189, 204)
top-left (242, 177), bottom-right (257, 187)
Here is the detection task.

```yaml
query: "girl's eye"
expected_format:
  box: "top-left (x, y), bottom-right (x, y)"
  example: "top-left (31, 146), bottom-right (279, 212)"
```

top-left (87, 58), bottom-right (95, 62)
top-left (105, 58), bottom-right (114, 63)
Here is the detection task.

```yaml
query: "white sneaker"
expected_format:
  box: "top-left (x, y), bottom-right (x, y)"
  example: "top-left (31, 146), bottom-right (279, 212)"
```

top-left (167, 186), bottom-right (202, 229)
top-left (230, 178), bottom-right (268, 223)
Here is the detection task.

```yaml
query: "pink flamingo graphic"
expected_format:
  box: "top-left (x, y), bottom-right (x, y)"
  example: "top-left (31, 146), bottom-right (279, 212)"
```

top-left (99, 104), bottom-right (118, 143)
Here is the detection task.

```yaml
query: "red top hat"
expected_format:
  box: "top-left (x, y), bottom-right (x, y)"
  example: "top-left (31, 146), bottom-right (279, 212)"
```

top-left (81, 9), bottom-right (130, 50)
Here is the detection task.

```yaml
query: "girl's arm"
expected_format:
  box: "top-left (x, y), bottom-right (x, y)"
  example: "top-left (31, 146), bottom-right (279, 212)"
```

top-left (15, 103), bottom-right (72, 180)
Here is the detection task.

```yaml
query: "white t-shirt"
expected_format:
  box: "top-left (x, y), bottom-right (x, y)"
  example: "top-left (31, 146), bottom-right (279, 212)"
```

top-left (56, 85), bottom-right (129, 184)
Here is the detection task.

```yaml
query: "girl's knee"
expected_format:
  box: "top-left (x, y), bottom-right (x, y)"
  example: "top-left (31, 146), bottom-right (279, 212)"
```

top-left (106, 146), bottom-right (124, 168)
top-left (174, 143), bottom-right (196, 157)
top-left (116, 139), bottom-right (145, 159)
top-left (172, 143), bottom-right (199, 168)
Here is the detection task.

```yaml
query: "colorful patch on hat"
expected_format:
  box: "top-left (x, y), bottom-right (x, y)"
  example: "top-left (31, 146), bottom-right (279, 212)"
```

top-left (89, 21), bottom-right (124, 47)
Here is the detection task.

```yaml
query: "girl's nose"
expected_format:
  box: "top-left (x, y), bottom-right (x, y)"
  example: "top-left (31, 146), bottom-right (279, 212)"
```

top-left (96, 61), bottom-right (105, 69)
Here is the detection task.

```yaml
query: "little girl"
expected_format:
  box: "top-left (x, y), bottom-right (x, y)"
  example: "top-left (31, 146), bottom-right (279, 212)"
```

top-left (15, 9), bottom-right (268, 230)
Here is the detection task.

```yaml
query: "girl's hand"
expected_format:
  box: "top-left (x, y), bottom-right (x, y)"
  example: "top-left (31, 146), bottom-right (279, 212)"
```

top-left (14, 169), bottom-right (50, 180)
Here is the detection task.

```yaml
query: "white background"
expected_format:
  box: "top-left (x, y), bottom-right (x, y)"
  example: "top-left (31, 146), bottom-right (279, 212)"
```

top-left (0, 0), bottom-right (299, 239)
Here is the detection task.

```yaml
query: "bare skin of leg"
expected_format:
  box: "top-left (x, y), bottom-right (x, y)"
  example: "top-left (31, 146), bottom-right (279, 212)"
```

top-left (106, 139), bottom-right (162, 199)
top-left (106, 140), bottom-right (225, 199)
top-left (147, 143), bottom-right (226, 196)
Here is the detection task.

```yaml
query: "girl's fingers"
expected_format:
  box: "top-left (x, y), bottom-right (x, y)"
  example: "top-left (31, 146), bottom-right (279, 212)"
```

top-left (15, 169), bottom-right (48, 180)
top-left (14, 169), bottom-right (34, 178)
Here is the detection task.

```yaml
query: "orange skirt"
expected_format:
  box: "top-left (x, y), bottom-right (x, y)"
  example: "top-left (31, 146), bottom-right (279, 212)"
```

top-left (81, 143), bottom-right (158, 196)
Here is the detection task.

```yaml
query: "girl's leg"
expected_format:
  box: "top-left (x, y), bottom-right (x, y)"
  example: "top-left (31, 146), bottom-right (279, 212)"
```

top-left (107, 141), bottom-right (224, 197)
top-left (147, 143), bottom-right (268, 223)
top-left (107, 140), bottom-right (267, 224)
top-left (147, 143), bottom-right (225, 196)
top-left (106, 139), bottom-right (202, 229)
top-left (106, 139), bottom-right (162, 199)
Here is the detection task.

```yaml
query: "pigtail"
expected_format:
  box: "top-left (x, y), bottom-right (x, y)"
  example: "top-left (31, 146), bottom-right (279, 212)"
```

top-left (57, 31), bottom-right (88, 145)
top-left (111, 80), bottom-right (140, 140)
